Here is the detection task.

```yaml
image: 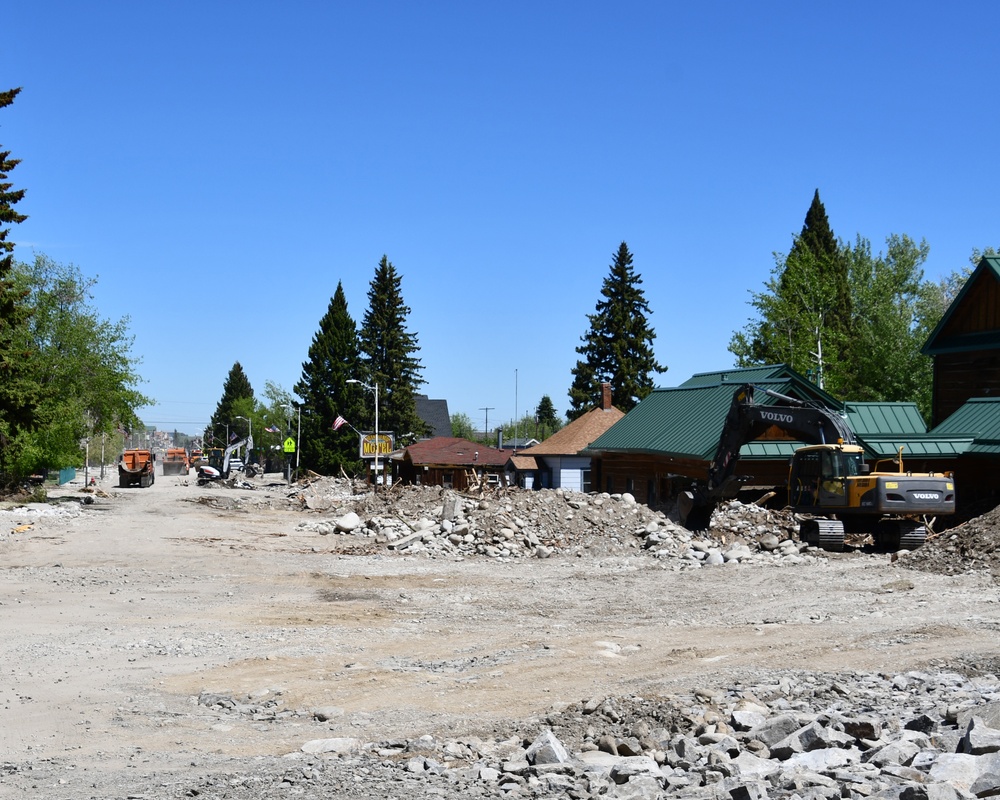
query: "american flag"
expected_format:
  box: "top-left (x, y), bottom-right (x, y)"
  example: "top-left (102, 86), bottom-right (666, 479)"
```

top-left (265, 425), bottom-right (281, 434)
top-left (332, 415), bottom-right (347, 431)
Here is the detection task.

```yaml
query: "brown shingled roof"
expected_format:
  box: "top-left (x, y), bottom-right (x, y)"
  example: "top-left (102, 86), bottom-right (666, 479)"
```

top-left (519, 406), bottom-right (624, 457)
top-left (402, 437), bottom-right (509, 468)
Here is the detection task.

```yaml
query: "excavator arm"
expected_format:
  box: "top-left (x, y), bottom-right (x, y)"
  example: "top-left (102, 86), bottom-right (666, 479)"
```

top-left (221, 434), bottom-right (253, 478)
top-left (680, 384), bottom-right (856, 528)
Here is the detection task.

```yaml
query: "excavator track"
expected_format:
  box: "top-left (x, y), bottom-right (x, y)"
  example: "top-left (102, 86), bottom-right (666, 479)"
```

top-left (799, 518), bottom-right (845, 552)
top-left (875, 519), bottom-right (927, 551)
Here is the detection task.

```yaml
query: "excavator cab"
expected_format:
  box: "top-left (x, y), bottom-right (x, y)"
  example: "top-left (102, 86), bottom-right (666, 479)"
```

top-left (788, 444), bottom-right (866, 509)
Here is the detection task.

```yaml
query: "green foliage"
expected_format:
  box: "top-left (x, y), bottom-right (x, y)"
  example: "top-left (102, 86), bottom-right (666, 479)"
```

top-left (207, 362), bottom-right (254, 444)
top-left (739, 190), bottom-right (850, 374)
top-left (0, 87), bottom-right (34, 482)
top-left (7, 255), bottom-right (149, 474)
top-left (294, 283), bottom-right (364, 475)
top-left (530, 395), bottom-right (563, 440)
top-left (357, 256), bottom-right (428, 442)
top-left (450, 411), bottom-right (475, 440)
top-left (838, 234), bottom-right (932, 416)
top-left (568, 242), bottom-right (665, 420)
top-left (729, 193), bottom-right (945, 419)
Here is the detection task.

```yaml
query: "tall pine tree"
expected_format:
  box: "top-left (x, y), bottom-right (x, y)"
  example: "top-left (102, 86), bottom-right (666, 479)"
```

top-left (0, 87), bottom-right (36, 483)
top-left (294, 282), bottom-right (364, 475)
top-left (207, 362), bottom-right (254, 444)
top-left (357, 256), bottom-right (428, 443)
top-left (567, 242), bottom-right (665, 420)
top-left (735, 189), bottom-right (849, 385)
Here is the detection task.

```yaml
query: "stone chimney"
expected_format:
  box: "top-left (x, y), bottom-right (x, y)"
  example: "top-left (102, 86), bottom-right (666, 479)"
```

top-left (601, 383), bottom-right (612, 410)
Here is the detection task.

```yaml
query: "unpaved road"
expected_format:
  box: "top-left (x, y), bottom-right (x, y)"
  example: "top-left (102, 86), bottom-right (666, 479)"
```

top-left (1, 471), bottom-right (997, 795)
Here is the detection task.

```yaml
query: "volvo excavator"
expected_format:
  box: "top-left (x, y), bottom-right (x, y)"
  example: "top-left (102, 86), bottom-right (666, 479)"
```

top-left (678, 384), bottom-right (956, 551)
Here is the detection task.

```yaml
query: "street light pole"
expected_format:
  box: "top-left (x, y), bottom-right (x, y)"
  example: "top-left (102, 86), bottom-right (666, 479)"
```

top-left (347, 379), bottom-right (379, 492)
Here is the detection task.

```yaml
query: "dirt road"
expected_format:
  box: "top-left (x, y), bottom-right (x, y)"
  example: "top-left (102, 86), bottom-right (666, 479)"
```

top-left (1, 471), bottom-right (997, 795)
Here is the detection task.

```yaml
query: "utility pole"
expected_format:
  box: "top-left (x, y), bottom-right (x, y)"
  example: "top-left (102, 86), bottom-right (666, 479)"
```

top-left (479, 407), bottom-right (494, 443)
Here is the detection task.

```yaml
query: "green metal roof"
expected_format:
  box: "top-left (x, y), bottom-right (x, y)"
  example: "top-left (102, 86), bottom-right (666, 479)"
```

top-left (932, 396), bottom-right (1000, 436)
top-left (858, 435), bottom-right (972, 459)
top-left (930, 396), bottom-right (1000, 458)
top-left (923, 255), bottom-right (1000, 355)
top-left (845, 402), bottom-right (928, 436)
top-left (680, 364), bottom-right (792, 388)
top-left (589, 364), bottom-right (838, 461)
top-left (591, 364), bottom-right (976, 465)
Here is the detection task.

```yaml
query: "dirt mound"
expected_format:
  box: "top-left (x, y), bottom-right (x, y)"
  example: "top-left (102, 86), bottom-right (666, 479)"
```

top-left (899, 500), bottom-right (1000, 580)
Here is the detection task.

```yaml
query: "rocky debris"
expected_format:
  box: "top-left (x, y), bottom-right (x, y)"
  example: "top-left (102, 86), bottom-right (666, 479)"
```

top-left (70, 667), bottom-right (1000, 799)
top-left (293, 480), bottom-right (819, 568)
top-left (900, 502), bottom-right (1000, 582)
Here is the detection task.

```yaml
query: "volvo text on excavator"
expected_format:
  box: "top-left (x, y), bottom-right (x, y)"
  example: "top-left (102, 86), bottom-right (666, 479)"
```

top-left (678, 384), bottom-right (956, 551)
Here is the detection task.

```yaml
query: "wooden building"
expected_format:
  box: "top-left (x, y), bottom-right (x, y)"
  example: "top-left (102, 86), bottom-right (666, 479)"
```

top-left (923, 255), bottom-right (1000, 426)
top-left (393, 437), bottom-right (510, 490)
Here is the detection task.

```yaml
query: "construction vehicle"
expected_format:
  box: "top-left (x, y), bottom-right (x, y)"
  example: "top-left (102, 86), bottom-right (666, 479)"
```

top-left (678, 384), bottom-right (956, 551)
top-left (161, 448), bottom-right (190, 476)
top-left (197, 435), bottom-right (253, 484)
top-left (118, 449), bottom-right (155, 488)
top-left (189, 448), bottom-right (204, 469)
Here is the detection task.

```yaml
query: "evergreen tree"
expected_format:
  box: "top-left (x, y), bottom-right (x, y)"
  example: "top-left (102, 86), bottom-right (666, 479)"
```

top-left (294, 282), bottom-right (364, 475)
top-left (207, 363), bottom-right (254, 445)
top-left (0, 87), bottom-right (35, 483)
top-left (567, 242), bottom-right (665, 420)
top-left (357, 256), bottom-right (428, 443)
top-left (737, 189), bottom-right (850, 383)
top-left (535, 395), bottom-right (561, 439)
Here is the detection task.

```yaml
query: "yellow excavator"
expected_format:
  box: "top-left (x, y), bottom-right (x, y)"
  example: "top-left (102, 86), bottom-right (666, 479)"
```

top-left (679, 384), bottom-right (956, 551)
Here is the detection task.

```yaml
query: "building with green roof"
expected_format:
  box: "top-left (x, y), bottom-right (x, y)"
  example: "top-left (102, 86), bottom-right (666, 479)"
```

top-left (587, 364), bottom-right (966, 509)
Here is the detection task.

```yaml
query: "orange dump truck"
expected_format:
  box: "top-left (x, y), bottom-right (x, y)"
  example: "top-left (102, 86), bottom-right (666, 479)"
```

top-left (119, 449), bottom-right (155, 488)
top-left (162, 448), bottom-right (190, 476)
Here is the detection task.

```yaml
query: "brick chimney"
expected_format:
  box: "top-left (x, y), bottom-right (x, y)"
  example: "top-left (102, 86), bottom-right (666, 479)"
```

top-left (601, 383), bottom-right (612, 410)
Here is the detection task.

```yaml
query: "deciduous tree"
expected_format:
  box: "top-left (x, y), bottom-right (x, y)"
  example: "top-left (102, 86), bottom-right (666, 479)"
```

top-left (9, 254), bottom-right (149, 475)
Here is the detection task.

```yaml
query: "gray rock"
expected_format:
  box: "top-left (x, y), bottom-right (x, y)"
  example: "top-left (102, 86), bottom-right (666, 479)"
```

top-left (961, 715), bottom-right (1000, 755)
top-left (333, 511), bottom-right (362, 532)
top-left (300, 736), bottom-right (361, 754)
top-left (525, 730), bottom-right (570, 765)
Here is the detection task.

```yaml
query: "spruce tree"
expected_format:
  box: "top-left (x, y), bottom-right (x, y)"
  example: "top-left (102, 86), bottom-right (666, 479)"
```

top-left (732, 189), bottom-right (850, 388)
top-left (567, 242), bottom-right (665, 420)
top-left (207, 362), bottom-right (254, 444)
top-left (535, 395), bottom-right (560, 438)
top-left (357, 256), bottom-right (428, 443)
top-left (789, 189), bottom-right (851, 367)
top-left (0, 87), bottom-right (35, 482)
top-left (294, 282), bottom-right (364, 475)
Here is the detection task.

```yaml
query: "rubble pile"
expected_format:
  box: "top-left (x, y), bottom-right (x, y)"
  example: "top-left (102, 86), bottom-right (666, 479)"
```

top-left (161, 668), bottom-right (1000, 799)
top-left (901, 503), bottom-right (1000, 582)
top-left (293, 480), bottom-right (814, 567)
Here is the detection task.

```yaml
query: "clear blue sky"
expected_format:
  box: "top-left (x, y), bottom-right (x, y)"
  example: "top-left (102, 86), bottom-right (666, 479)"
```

top-left (5, 2), bottom-right (999, 437)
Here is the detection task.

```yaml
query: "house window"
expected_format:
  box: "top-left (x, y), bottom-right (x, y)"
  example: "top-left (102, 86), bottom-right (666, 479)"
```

top-left (626, 477), bottom-right (634, 494)
top-left (443, 472), bottom-right (453, 489)
top-left (582, 469), bottom-right (592, 493)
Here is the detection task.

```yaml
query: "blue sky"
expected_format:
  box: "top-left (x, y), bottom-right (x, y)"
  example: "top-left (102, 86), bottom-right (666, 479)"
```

top-left (4, 2), bottom-right (999, 438)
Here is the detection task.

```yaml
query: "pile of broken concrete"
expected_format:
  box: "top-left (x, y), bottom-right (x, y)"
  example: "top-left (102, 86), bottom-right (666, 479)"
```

top-left (294, 481), bottom-right (813, 568)
top-left (185, 667), bottom-right (1000, 799)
